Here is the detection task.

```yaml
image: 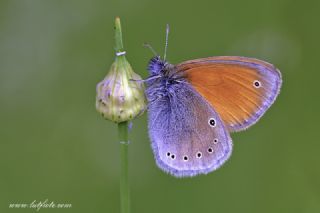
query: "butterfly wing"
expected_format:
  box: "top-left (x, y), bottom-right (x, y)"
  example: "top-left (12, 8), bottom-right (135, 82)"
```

top-left (147, 83), bottom-right (232, 177)
top-left (177, 56), bottom-right (282, 132)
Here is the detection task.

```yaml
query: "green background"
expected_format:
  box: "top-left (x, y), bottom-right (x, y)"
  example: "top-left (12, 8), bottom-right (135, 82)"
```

top-left (1, 0), bottom-right (319, 212)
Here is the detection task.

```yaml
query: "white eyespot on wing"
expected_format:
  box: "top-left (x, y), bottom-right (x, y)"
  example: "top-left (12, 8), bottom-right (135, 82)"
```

top-left (253, 80), bottom-right (262, 88)
top-left (208, 118), bottom-right (217, 127)
top-left (196, 152), bottom-right (202, 158)
top-left (213, 138), bottom-right (219, 144)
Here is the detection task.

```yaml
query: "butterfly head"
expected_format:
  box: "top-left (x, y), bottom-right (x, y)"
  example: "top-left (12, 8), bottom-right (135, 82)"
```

top-left (147, 56), bottom-right (167, 75)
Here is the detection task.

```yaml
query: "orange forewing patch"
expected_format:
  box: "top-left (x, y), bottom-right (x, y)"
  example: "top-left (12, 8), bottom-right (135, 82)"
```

top-left (177, 57), bottom-right (274, 131)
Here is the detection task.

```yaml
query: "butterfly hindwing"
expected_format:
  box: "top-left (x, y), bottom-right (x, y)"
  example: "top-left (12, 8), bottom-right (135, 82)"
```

top-left (147, 82), bottom-right (232, 177)
top-left (177, 56), bottom-right (282, 132)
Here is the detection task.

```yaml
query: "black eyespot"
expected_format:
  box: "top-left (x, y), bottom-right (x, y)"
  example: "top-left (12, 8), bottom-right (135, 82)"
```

top-left (254, 80), bottom-right (261, 88)
top-left (171, 154), bottom-right (175, 159)
top-left (167, 152), bottom-right (170, 156)
top-left (197, 152), bottom-right (202, 158)
top-left (208, 148), bottom-right (213, 153)
top-left (213, 138), bottom-right (218, 144)
top-left (183, 156), bottom-right (188, 161)
top-left (208, 118), bottom-right (216, 127)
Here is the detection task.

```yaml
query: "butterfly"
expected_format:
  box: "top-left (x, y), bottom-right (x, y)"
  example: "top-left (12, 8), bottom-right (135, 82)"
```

top-left (145, 25), bottom-right (282, 177)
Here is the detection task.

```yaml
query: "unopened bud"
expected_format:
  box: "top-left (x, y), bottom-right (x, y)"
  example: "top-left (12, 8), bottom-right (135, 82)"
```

top-left (96, 55), bottom-right (146, 123)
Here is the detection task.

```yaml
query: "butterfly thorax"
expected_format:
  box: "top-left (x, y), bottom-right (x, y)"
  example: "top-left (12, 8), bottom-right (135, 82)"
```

top-left (146, 56), bottom-right (186, 102)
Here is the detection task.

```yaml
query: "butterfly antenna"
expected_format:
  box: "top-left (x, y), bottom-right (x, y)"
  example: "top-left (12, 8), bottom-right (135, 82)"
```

top-left (143, 43), bottom-right (158, 56)
top-left (163, 24), bottom-right (169, 61)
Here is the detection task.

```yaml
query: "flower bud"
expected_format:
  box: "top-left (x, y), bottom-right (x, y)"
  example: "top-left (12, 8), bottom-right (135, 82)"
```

top-left (96, 55), bottom-right (146, 123)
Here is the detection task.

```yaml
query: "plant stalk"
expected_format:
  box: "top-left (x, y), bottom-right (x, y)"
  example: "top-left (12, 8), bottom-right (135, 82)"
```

top-left (115, 17), bottom-right (124, 52)
top-left (115, 17), bottom-right (130, 213)
top-left (118, 121), bottom-right (130, 213)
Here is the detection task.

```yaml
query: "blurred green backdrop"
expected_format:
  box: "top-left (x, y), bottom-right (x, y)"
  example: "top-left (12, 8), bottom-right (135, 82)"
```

top-left (1, 0), bottom-right (319, 212)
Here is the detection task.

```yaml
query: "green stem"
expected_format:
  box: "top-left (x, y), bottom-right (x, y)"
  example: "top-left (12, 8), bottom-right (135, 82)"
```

top-left (115, 17), bottom-right (124, 52)
top-left (118, 121), bottom-right (130, 213)
top-left (115, 17), bottom-right (130, 213)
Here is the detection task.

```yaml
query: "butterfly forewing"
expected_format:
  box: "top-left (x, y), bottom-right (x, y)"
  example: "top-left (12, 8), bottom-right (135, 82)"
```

top-left (148, 83), bottom-right (232, 177)
top-left (177, 56), bottom-right (282, 132)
